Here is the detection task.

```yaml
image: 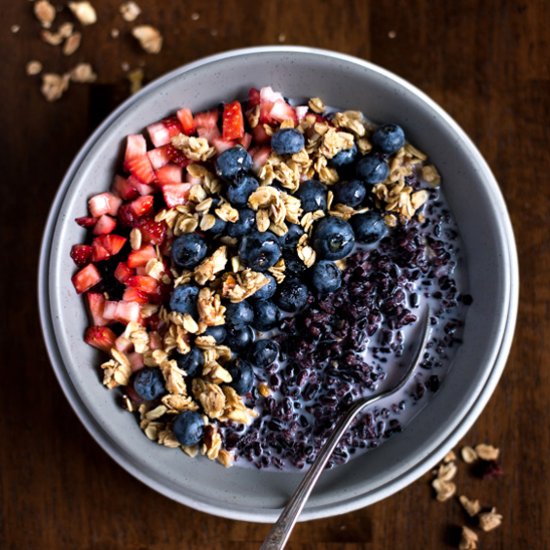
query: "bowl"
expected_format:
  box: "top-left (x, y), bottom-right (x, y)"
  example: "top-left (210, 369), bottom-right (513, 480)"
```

top-left (38, 46), bottom-right (518, 522)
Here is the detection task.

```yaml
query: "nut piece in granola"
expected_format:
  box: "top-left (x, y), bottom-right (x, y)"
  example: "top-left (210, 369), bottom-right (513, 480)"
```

top-left (461, 445), bottom-right (478, 464)
top-left (41, 73), bottom-right (70, 102)
top-left (34, 0), bottom-right (56, 28)
top-left (69, 2), bottom-right (98, 25)
top-left (459, 495), bottom-right (481, 517)
top-left (26, 61), bottom-right (43, 76)
top-left (69, 63), bottom-right (97, 83)
top-left (63, 32), bottom-right (82, 56)
top-left (120, 1), bottom-right (141, 21)
top-left (458, 526), bottom-right (478, 550)
top-left (474, 443), bottom-right (500, 461)
top-left (478, 507), bottom-right (503, 532)
top-left (432, 477), bottom-right (456, 502)
top-left (132, 25), bottom-right (163, 54)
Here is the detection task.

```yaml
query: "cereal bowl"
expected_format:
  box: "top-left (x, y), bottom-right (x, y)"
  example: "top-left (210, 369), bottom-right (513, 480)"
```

top-left (38, 46), bottom-right (518, 522)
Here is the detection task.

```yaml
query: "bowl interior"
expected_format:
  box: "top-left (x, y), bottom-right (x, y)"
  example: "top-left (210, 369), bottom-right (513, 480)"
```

top-left (40, 47), bottom-right (516, 521)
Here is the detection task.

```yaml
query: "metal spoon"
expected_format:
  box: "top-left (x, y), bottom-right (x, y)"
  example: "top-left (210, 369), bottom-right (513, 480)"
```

top-left (260, 307), bottom-right (431, 550)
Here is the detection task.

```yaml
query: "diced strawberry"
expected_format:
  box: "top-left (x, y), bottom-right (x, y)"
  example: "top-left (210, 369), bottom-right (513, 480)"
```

top-left (260, 86), bottom-right (284, 104)
top-left (102, 300), bottom-right (118, 321)
top-left (212, 137), bottom-right (236, 154)
top-left (127, 244), bottom-right (156, 268)
top-left (251, 146), bottom-right (272, 172)
top-left (130, 195), bottom-right (154, 217)
top-left (295, 105), bottom-right (309, 121)
top-left (248, 87), bottom-right (261, 107)
top-left (117, 204), bottom-right (139, 228)
top-left (91, 240), bottom-right (109, 262)
top-left (72, 264), bottom-right (101, 294)
top-left (84, 326), bottom-right (116, 353)
top-left (128, 352), bottom-right (145, 372)
top-left (137, 219), bottom-right (167, 245)
top-left (162, 183), bottom-right (192, 207)
top-left (86, 292), bottom-right (107, 326)
top-left (176, 108), bottom-right (195, 135)
top-left (164, 144), bottom-right (191, 168)
top-left (126, 154), bottom-right (155, 184)
top-left (147, 146), bottom-right (171, 169)
top-left (112, 175), bottom-right (139, 201)
top-left (115, 335), bottom-right (132, 353)
top-left (127, 175), bottom-right (155, 196)
top-left (269, 99), bottom-right (297, 124)
top-left (103, 300), bottom-right (141, 324)
top-left (123, 287), bottom-right (149, 304)
top-left (127, 275), bottom-right (159, 294)
top-left (155, 164), bottom-right (182, 185)
top-left (135, 266), bottom-right (147, 276)
top-left (93, 215), bottom-right (117, 235)
top-left (194, 109), bottom-right (218, 129)
top-left (148, 330), bottom-right (162, 350)
top-left (115, 262), bottom-right (134, 283)
top-left (222, 101), bottom-right (245, 140)
top-left (252, 124), bottom-right (271, 145)
top-left (124, 134), bottom-right (147, 170)
top-left (239, 132), bottom-right (253, 150)
top-left (75, 216), bottom-right (97, 228)
top-left (196, 125), bottom-right (221, 142)
top-left (92, 234), bottom-right (127, 261)
top-left (88, 192), bottom-right (122, 217)
top-left (147, 116), bottom-right (183, 147)
top-left (70, 244), bottom-right (93, 267)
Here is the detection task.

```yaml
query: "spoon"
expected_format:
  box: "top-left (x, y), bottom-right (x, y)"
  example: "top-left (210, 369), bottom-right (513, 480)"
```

top-left (260, 307), bottom-right (431, 550)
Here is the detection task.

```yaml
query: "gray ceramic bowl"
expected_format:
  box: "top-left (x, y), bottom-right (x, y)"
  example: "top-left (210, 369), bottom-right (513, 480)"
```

top-left (38, 46), bottom-right (518, 522)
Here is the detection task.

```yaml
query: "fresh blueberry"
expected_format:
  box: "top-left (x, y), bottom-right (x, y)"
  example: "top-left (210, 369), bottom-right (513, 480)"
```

top-left (227, 359), bottom-right (255, 395)
top-left (204, 216), bottom-right (227, 236)
top-left (174, 348), bottom-right (204, 378)
top-left (295, 179), bottom-right (327, 212)
top-left (249, 339), bottom-right (280, 368)
top-left (282, 223), bottom-right (304, 249)
top-left (350, 211), bottom-right (388, 243)
top-left (204, 325), bottom-right (227, 343)
top-left (215, 146), bottom-right (252, 180)
top-left (333, 179), bottom-right (366, 207)
top-left (331, 143), bottom-right (358, 167)
top-left (226, 208), bottom-right (255, 238)
top-left (311, 260), bottom-right (342, 293)
top-left (252, 300), bottom-right (282, 331)
top-left (372, 123), bottom-right (405, 154)
top-left (171, 233), bottom-right (208, 269)
top-left (282, 249), bottom-right (308, 278)
top-left (227, 175), bottom-right (259, 207)
top-left (133, 367), bottom-right (165, 401)
top-left (173, 411), bottom-right (205, 446)
top-left (356, 153), bottom-right (389, 184)
top-left (311, 216), bottom-right (355, 260)
top-left (271, 128), bottom-right (305, 155)
top-left (169, 284), bottom-right (199, 316)
top-left (252, 273), bottom-right (277, 300)
top-left (225, 301), bottom-right (254, 327)
top-left (239, 231), bottom-right (282, 271)
top-left (225, 325), bottom-right (255, 351)
top-left (275, 278), bottom-right (309, 312)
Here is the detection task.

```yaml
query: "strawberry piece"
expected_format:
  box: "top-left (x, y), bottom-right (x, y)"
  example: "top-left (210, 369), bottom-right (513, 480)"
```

top-left (251, 146), bottom-right (272, 173)
top-left (248, 87), bottom-right (261, 107)
top-left (75, 216), bottom-right (97, 228)
top-left (155, 164), bottom-right (182, 185)
top-left (86, 292), bottom-right (107, 326)
top-left (112, 175), bottom-right (139, 201)
top-left (123, 287), bottom-right (149, 304)
top-left (84, 326), bottom-right (116, 353)
top-left (162, 183), bottom-right (191, 207)
top-left (176, 108), bottom-right (195, 135)
top-left (252, 124), bottom-right (271, 145)
top-left (165, 144), bottom-right (190, 168)
top-left (138, 219), bottom-right (167, 245)
top-left (194, 109), bottom-right (219, 130)
top-left (103, 300), bottom-right (141, 324)
top-left (126, 154), bottom-right (155, 184)
top-left (117, 204), bottom-right (139, 228)
top-left (147, 116), bottom-right (183, 147)
top-left (127, 244), bottom-right (156, 268)
top-left (222, 101), bottom-right (245, 140)
top-left (196, 125), bottom-right (221, 142)
top-left (93, 215), bottom-right (117, 235)
top-left (128, 352), bottom-right (145, 372)
top-left (260, 86), bottom-right (285, 103)
top-left (70, 244), bottom-right (93, 267)
top-left (88, 192), bottom-right (122, 217)
top-left (127, 175), bottom-right (155, 196)
top-left (115, 335), bottom-right (132, 353)
top-left (148, 330), bottom-right (162, 350)
top-left (91, 240), bottom-right (109, 262)
top-left (295, 105), bottom-right (309, 121)
top-left (72, 264), bottom-right (101, 294)
top-left (92, 234), bottom-right (127, 262)
top-left (212, 137), bottom-right (236, 154)
top-left (239, 132), bottom-right (253, 150)
top-left (124, 134), bottom-right (147, 170)
top-left (114, 261), bottom-right (134, 283)
top-left (127, 275), bottom-right (159, 294)
top-left (269, 99), bottom-right (297, 124)
top-left (129, 195), bottom-right (154, 217)
top-left (147, 146), bottom-right (171, 169)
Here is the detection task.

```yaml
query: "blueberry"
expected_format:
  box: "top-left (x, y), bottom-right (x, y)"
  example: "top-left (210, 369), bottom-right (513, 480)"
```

top-left (282, 249), bottom-right (308, 278)
top-left (311, 217), bottom-right (355, 260)
top-left (204, 216), bottom-right (227, 236)
top-left (171, 233), bottom-right (208, 269)
top-left (227, 175), bottom-right (259, 207)
top-left (275, 278), bottom-right (309, 312)
top-left (271, 128), bottom-right (305, 155)
top-left (173, 411), bottom-right (205, 446)
top-left (227, 359), bottom-right (255, 395)
top-left (295, 179), bottom-right (327, 212)
top-left (175, 348), bottom-right (204, 378)
top-left (311, 260), bottom-right (342, 293)
top-left (282, 223), bottom-right (304, 249)
top-left (133, 367), bottom-right (165, 401)
top-left (225, 325), bottom-right (255, 351)
top-left (225, 300), bottom-right (254, 327)
top-left (226, 208), bottom-right (255, 238)
top-left (333, 179), bottom-right (366, 208)
top-left (356, 153), bottom-right (389, 184)
top-left (252, 273), bottom-right (277, 300)
top-left (350, 211), bottom-right (388, 243)
top-left (215, 146), bottom-right (252, 180)
top-left (372, 123), bottom-right (405, 154)
top-left (331, 143), bottom-right (358, 167)
top-left (169, 284), bottom-right (199, 316)
top-left (252, 300), bottom-right (282, 331)
top-left (204, 325), bottom-right (227, 343)
top-left (249, 339), bottom-right (280, 368)
top-left (239, 231), bottom-right (281, 271)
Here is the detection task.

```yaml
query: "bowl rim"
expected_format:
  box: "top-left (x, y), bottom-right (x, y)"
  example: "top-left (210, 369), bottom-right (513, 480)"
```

top-left (38, 45), bottom-right (519, 522)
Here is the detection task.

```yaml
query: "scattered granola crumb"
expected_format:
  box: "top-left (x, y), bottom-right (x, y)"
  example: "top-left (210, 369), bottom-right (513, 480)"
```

top-left (432, 477), bottom-right (456, 502)
top-left (388, 30), bottom-right (397, 39)
top-left (474, 443), bottom-right (500, 461)
top-left (11, 24), bottom-right (21, 34)
top-left (461, 445), bottom-right (478, 464)
top-left (41, 72), bottom-right (70, 101)
top-left (191, 12), bottom-right (200, 21)
top-left (278, 32), bottom-right (286, 43)
top-left (121, 61), bottom-right (130, 71)
top-left (69, 2), bottom-right (97, 26)
top-left (127, 68), bottom-right (144, 94)
top-left (63, 31), bottom-right (82, 55)
top-left (458, 526), bottom-right (478, 550)
top-left (69, 62), bottom-right (97, 83)
top-left (111, 28), bottom-right (120, 38)
top-left (26, 60), bottom-right (43, 76)
top-left (41, 29), bottom-right (64, 46)
top-left (132, 25), bottom-right (162, 53)
top-left (443, 450), bottom-right (457, 463)
top-left (478, 507), bottom-right (503, 532)
top-left (34, 0), bottom-right (56, 28)
top-left (459, 495), bottom-right (481, 517)
top-left (120, 1), bottom-right (141, 22)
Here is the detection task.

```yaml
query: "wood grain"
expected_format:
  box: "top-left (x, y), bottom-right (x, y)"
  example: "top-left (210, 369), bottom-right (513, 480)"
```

top-left (1, 1), bottom-right (548, 548)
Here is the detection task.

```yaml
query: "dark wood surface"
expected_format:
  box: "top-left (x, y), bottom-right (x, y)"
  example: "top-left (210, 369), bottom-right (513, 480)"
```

top-left (1, 1), bottom-right (548, 548)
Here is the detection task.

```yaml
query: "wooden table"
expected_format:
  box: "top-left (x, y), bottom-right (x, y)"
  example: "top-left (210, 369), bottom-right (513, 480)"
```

top-left (1, 1), bottom-right (547, 548)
